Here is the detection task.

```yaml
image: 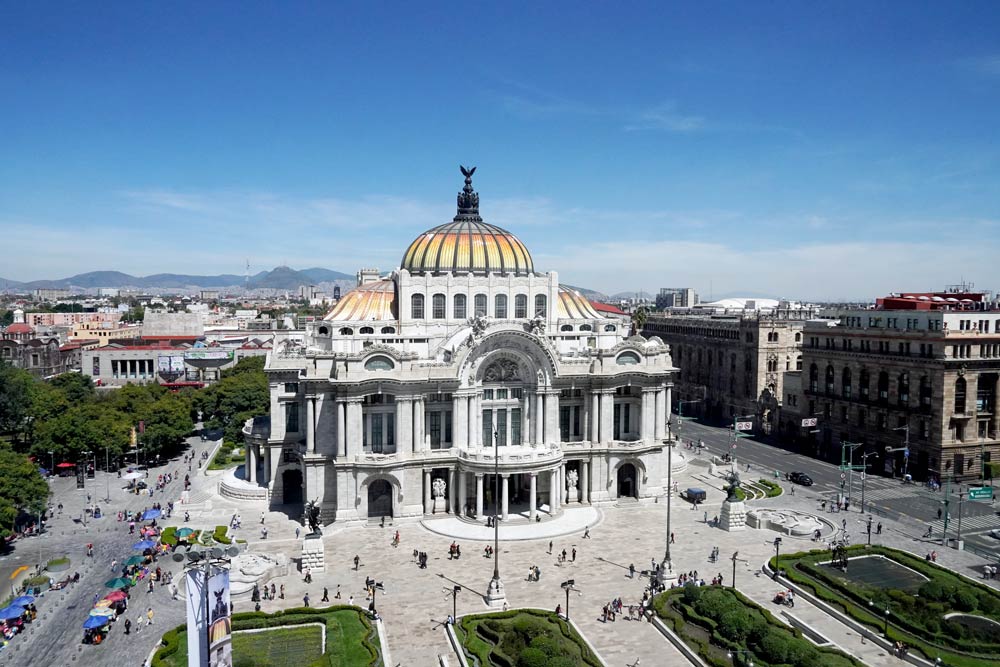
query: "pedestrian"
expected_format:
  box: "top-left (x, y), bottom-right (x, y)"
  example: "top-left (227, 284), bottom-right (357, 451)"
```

top-left (670, 532), bottom-right (675, 544)
top-left (629, 563), bottom-right (635, 579)
top-left (280, 584), bottom-right (285, 599)
top-left (877, 522), bottom-right (883, 535)
top-left (322, 587), bottom-right (329, 602)
top-left (305, 567), bottom-right (312, 583)
top-left (704, 511), bottom-right (708, 523)
top-left (146, 607), bottom-right (154, 626)
top-left (304, 593), bottom-right (310, 607)
top-left (260, 511), bottom-right (265, 524)
top-left (135, 614), bottom-right (143, 633)
top-left (937, 507), bottom-right (942, 520)
top-left (295, 526), bottom-right (301, 540)
top-left (548, 540), bottom-right (553, 554)
top-left (561, 548), bottom-right (567, 562)
top-left (111, 558), bottom-right (117, 571)
top-left (583, 526), bottom-right (590, 539)
top-left (335, 585), bottom-right (341, 599)
top-left (354, 554), bottom-right (360, 570)
top-left (124, 618), bottom-right (131, 635)
top-left (572, 547), bottom-right (576, 562)
top-left (348, 595), bottom-right (354, 606)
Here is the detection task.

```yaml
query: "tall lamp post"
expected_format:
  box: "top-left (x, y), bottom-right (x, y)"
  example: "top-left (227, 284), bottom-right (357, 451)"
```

top-left (485, 430), bottom-right (506, 607)
top-left (103, 444), bottom-right (112, 503)
top-left (731, 551), bottom-right (740, 589)
top-left (772, 537), bottom-right (782, 579)
top-left (82, 450), bottom-right (92, 526)
top-left (47, 451), bottom-right (54, 473)
top-left (657, 433), bottom-right (677, 586)
top-left (560, 579), bottom-right (578, 620)
top-left (450, 585), bottom-right (461, 622)
top-left (892, 425), bottom-right (911, 479)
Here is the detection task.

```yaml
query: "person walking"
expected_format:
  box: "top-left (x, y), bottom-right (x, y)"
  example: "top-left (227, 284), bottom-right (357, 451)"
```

top-left (146, 607), bottom-right (154, 626)
top-left (548, 540), bottom-right (553, 554)
top-left (354, 554), bottom-right (360, 570)
top-left (572, 547), bottom-right (576, 562)
top-left (322, 587), bottom-right (329, 602)
top-left (629, 563), bottom-right (635, 579)
top-left (877, 522), bottom-right (883, 535)
top-left (303, 593), bottom-right (310, 607)
top-left (111, 558), bottom-right (117, 572)
top-left (124, 618), bottom-right (131, 635)
top-left (279, 584), bottom-right (285, 599)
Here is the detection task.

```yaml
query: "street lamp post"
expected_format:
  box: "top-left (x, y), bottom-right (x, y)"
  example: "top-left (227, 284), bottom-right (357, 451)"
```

top-left (892, 425), bottom-right (910, 479)
top-left (451, 585), bottom-right (460, 622)
top-left (658, 433), bottom-right (676, 586)
top-left (485, 430), bottom-right (505, 607)
top-left (47, 451), bottom-right (54, 473)
top-left (561, 579), bottom-right (577, 620)
top-left (104, 445), bottom-right (112, 503)
top-left (869, 600), bottom-right (891, 636)
top-left (772, 537), bottom-right (782, 579)
top-left (82, 450), bottom-right (92, 527)
top-left (860, 452), bottom-right (876, 512)
top-left (867, 515), bottom-right (873, 546)
top-left (731, 551), bottom-right (739, 589)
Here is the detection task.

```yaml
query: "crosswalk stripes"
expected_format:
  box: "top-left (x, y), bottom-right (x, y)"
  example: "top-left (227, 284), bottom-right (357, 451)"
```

top-left (928, 514), bottom-right (1000, 532)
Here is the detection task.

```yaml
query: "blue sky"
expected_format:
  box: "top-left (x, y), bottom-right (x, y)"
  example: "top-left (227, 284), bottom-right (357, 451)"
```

top-left (2, 2), bottom-right (998, 299)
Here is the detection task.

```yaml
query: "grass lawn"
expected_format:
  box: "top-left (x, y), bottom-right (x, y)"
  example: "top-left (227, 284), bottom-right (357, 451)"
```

top-left (454, 608), bottom-right (602, 667)
top-left (153, 606), bottom-right (381, 667)
top-left (231, 625), bottom-right (323, 666)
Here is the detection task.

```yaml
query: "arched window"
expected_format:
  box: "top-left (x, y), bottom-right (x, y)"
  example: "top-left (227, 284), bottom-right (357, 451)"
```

top-left (795, 355), bottom-right (802, 370)
top-left (364, 356), bottom-right (394, 371)
top-left (859, 368), bottom-right (870, 399)
top-left (794, 332), bottom-right (802, 342)
top-left (604, 324), bottom-right (616, 332)
top-left (360, 326), bottom-right (374, 334)
top-left (809, 364), bottom-right (819, 392)
top-left (339, 327), bottom-right (354, 336)
top-left (616, 351), bottom-right (640, 365)
top-left (317, 326), bottom-right (329, 336)
top-left (560, 324), bottom-right (574, 332)
top-left (453, 294), bottom-right (467, 320)
top-left (898, 372), bottom-right (910, 406)
top-left (495, 294), bottom-right (508, 319)
top-left (514, 294), bottom-right (528, 318)
top-left (380, 326), bottom-right (396, 334)
top-left (580, 324), bottom-right (592, 332)
top-left (474, 294), bottom-right (487, 317)
top-left (825, 365), bottom-right (835, 395)
top-left (955, 376), bottom-right (967, 413)
top-left (411, 294), bottom-right (424, 319)
top-left (919, 375), bottom-right (931, 407)
top-left (534, 294), bottom-right (547, 317)
top-left (842, 368), bottom-right (852, 399)
top-left (877, 371), bottom-right (890, 403)
top-left (432, 293), bottom-right (446, 319)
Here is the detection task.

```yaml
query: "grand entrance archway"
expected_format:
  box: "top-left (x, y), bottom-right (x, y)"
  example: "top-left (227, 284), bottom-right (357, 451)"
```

top-left (617, 463), bottom-right (638, 499)
top-left (282, 469), bottom-right (303, 505)
top-left (368, 479), bottom-right (393, 518)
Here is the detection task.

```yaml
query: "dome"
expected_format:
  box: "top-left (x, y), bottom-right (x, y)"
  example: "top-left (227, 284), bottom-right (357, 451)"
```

top-left (400, 166), bottom-right (534, 276)
top-left (324, 279), bottom-right (396, 322)
top-left (401, 220), bottom-right (534, 276)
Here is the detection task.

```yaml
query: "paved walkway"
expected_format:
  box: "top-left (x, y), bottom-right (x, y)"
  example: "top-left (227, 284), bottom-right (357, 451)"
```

top-left (421, 506), bottom-right (601, 541)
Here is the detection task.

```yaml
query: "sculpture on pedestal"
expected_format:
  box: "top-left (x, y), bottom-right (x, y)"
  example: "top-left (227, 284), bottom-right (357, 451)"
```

top-left (566, 469), bottom-right (579, 503)
top-left (432, 477), bottom-right (447, 514)
top-left (305, 499), bottom-right (322, 536)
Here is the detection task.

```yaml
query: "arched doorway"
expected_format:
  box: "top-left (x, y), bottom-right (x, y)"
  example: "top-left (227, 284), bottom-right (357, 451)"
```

top-left (282, 469), bottom-right (303, 505)
top-left (368, 479), bottom-right (393, 518)
top-left (617, 463), bottom-right (638, 499)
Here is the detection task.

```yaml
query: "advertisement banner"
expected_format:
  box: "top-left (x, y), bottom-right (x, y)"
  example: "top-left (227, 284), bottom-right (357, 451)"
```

top-left (157, 355), bottom-right (172, 373)
top-left (207, 567), bottom-right (232, 667)
top-left (185, 569), bottom-right (207, 667)
top-left (185, 350), bottom-right (234, 361)
top-left (170, 356), bottom-right (186, 372)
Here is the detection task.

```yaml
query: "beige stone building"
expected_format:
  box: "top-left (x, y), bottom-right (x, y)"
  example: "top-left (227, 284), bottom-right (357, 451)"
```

top-left (787, 294), bottom-right (1000, 483)
top-left (642, 310), bottom-right (812, 433)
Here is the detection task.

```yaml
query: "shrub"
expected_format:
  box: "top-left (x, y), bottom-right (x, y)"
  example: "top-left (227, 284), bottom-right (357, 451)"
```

top-left (213, 525), bottom-right (232, 544)
top-left (682, 581), bottom-right (702, 605)
top-left (694, 587), bottom-right (733, 619)
top-left (757, 626), bottom-right (793, 664)
top-left (518, 647), bottom-right (548, 667)
top-left (954, 589), bottom-right (978, 612)
top-left (718, 608), bottom-right (758, 643)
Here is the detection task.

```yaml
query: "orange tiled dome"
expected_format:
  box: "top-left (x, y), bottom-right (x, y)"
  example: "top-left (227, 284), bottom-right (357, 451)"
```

top-left (401, 220), bottom-right (534, 276)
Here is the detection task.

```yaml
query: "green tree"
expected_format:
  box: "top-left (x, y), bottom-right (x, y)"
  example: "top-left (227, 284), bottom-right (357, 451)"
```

top-left (49, 372), bottom-right (95, 404)
top-left (198, 357), bottom-right (269, 444)
top-left (0, 311), bottom-right (13, 327)
top-left (0, 362), bottom-right (35, 443)
top-left (139, 392), bottom-right (194, 457)
top-left (0, 444), bottom-right (49, 538)
top-left (123, 306), bottom-right (145, 323)
top-left (631, 306), bottom-right (649, 336)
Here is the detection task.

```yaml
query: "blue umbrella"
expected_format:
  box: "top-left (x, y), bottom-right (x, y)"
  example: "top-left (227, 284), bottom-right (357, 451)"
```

top-left (11, 595), bottom-right (34, 606)
top-left (141, 508), bottom-right (161, 521)
top-left (0, 606), bottom-right (25, 621)
top-left (82, 615), bottom-right (109, 629)
top-left (132, 539), bottom-right (156, 550)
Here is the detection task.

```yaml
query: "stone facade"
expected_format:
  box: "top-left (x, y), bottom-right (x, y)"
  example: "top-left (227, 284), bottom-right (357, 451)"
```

top-left (642, 312), bottom-right (810, 432)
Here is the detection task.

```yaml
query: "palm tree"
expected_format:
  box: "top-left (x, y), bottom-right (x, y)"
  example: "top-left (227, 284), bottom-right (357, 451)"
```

top-left (631, 306), bottom-right (648, 337)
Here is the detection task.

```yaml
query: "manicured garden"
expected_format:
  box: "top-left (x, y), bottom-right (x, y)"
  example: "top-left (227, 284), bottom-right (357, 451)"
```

top-left (152, 605), bottom-right (381, 667)
top-left (773, 544), bottom-right (1000, 667)
top-left (652, 584), bottom-right (862, 667)
top-left (454, 608), bottom-right (602, 667)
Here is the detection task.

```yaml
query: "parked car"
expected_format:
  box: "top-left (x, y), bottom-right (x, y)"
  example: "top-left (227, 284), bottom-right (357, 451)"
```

top-left (786, 472), bottom-right (814, 486)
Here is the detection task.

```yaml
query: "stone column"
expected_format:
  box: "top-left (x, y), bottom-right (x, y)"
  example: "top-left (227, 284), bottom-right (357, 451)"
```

top-left (468, 395), bottom-right (477, 448)
top-left (453, 395), bottom-right (468, 448)
top-left (346, 399), bottom-right (363, 459)
top-left (561, 462), bottom-right (569, 503)
top-left (263, 445), bottom-right (272, 485)
top-left (336, 399), bottom-right (346, 457)
top-left (306, 396), bottom-right (316, 453)
top-left (642, 389), bottom-right (655, 443)
top-left (244, 444), bottom-right (253, 482)
top-left (474, 393), bottom-right (483, 447)
top-left (423, 470), bottom-right (432, 515)
top-left (545, 391), bottom-right (560, 445)
top-left (534, 392), bottom-right (544, 445)
top-left (413, 396), bottom-right (425, 451)
top-left (600, 391), bottom-right (614, 442)
top-left (549, 468), bottom-right (560, 512)
top-left (394, 397), bottom-right (411, 454)
top-left (501, 475), bottom-right (509, 520)
top-left (581, 460), bottom-right (590, 504)
top-left (591, 392), bottom-right (600, 444)
top-left (529, 473), bottom-right (537, 521)
top-left (448, 468), bottom-right (456, 514)
top-left (475, 474), bottom-right (484, 518)
top-left (521, 395), bottom-right (529, 446)
top-left (655, 386), bottom-right (666, 440)
top-left (459, 470), bottom-right (467, 516)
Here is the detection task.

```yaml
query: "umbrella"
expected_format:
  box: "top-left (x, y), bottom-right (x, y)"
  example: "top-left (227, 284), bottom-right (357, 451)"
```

top-left (56, 462), bottom-right (75, 469)
top-left (176, 527), bottom-right (195, 538)
top-left (0, 606), bottom-right (25, 621)
top-left (82, 615), bottom-right (109, 629)
top-left (103, 591), bottom-right (127, 602)
top-left (105, 577), bottom-right (131, 589)
top-left (89, 607), bottom-right (116, 618)
top-left (10, 595), bottom-right (34, 606)
top-left (141, 509), bottom-right (161, 521)
top-left (132, 540), bottom-right (156, 551)
top-left (93, 599), bottom-right (113, 609)
top-left (122, 471), bottom-right (143, 480)
top-left (141, 527), bottom-right (157, 536)
top-left (124, 555), bottom-right (145, 567)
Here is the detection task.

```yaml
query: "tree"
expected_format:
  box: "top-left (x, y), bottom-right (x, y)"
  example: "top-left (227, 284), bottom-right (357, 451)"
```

top-left (0, 362), bottom-right (35, 443)
top-left (139, 392), bottom-right (194, 457)
top-left (631, 306), bottom-right (649, 336)
top-left (49, 372), bottom-right (95, 404)
top-left (0, 444), bottom-right (49, 538)
top-left (0, 311), bottom-right (13, 327)
top-left (198, 357), bottom-right (269, 444)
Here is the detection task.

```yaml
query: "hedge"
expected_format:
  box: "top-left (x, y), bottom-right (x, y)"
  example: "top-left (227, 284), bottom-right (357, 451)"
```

top-left (773, 545), bottom-right (1000, 667)
top-left (456, 609), bottom-right (602, 667)
top-left (757, 479), bottom-right (783, 498)
top-left (212, 525), bottom-right (231, 544)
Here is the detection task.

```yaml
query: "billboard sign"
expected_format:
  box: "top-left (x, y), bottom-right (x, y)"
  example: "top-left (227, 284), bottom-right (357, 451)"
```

top-left (185, 568), bottom-right (207, 667)
top-left (185, 350), bottom-right (234, 361)
top-left (185, 565), bottom-right (232, 667)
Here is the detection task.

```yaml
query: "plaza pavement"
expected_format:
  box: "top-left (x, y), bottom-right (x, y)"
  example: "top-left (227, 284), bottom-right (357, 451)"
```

top-left (169, 454), bottom-right (1000, 667)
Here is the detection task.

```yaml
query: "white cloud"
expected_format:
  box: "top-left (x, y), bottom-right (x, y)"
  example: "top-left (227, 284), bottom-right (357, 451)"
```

top-left (624, 102), bottom-right (705, 133)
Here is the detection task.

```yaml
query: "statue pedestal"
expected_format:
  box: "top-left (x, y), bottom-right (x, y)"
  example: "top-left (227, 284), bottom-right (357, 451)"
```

top-left (720, 500), bottom-right (747, 532)
top-left (485, 575), bottom-right (507, 608)
top-left (301, 534), bottom-right (326, 573)
top-left (432, 496), bottom-right (445, 514)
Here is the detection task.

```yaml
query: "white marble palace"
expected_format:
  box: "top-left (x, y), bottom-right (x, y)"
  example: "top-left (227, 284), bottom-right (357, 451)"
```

top-left (245, 168), bottom-right (680, 525)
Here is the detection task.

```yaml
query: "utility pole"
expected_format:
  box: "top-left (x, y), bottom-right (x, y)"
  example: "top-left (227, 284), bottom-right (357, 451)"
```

top-left (942, 475), bottom-right (952, 546)
top-left (839, 441), bottom-right (864, 509)
top-left (956, 485), bottom-right (965, 548)
top-left (860, 452), bottom-right (876, 512)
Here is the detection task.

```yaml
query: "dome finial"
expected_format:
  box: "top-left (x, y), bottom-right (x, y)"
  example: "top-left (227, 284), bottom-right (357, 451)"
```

top-left (456, 165), bottom-right (480, 220)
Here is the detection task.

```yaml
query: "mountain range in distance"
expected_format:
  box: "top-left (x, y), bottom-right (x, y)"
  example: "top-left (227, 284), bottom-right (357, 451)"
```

top-left (0, 266), bottom-right (354, 292)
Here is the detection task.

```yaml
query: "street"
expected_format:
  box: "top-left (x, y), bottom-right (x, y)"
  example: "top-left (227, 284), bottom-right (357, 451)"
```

top-left (675, 418), bottom-right (1000, 559)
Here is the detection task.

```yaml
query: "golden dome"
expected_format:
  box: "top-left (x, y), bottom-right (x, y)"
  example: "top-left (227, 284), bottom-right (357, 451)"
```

top-left (401, 220), bottom-right (534, 276)
top-left (401, 166), bottom-right (534, 276)
top-left (556, 286), bottom-right (601, 319)
top-left (324, 279), bottom-right (396, 321)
